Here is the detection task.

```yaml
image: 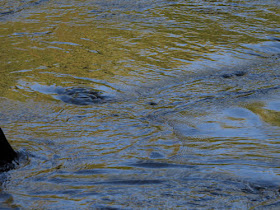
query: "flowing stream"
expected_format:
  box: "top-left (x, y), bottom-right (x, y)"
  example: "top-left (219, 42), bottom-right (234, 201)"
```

top-left (0, 0), bottom-right (280, 209)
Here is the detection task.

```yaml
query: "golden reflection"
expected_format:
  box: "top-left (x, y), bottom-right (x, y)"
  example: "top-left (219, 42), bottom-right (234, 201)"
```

top-left (246, 102), bottom-right (280, 127)
top-left (1, 1), bottom-right (280, 209)
top-left (2, 0), bottom-right (279, 101)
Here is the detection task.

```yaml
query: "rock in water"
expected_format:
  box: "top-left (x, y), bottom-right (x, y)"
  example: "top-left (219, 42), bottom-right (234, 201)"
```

top-left (0, 128), bottom-right (17, 168)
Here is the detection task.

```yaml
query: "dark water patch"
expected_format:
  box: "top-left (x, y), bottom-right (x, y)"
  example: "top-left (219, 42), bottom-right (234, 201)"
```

top-left (269, 37), bottom-right (280, 42)
top-left (221, 70), bottom-right (246, 79)
top-left (56, 87), bottom-right (106, 105)
top-left (148, 101), bottom-right (158, 106)
top-left (246, 52), bottom-right (268, 58)
top-left (47, 177), bottom-right (164, 186)
top-left (101, 179), bottom-right (164, 185)
top-left (95, 206), bottom-right (121, 210)
top-left (74, 169), bottom-right (109, 175)
top-left (130, 161), bottom-right (195, 169)
top-left (0, 11), bottom-right (15, 16)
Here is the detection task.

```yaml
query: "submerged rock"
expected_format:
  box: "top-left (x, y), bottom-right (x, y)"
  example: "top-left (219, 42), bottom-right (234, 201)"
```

top-left (56, 87), bottom-right (105, 105)
top-left (221, 70), bottom-right (246, 79)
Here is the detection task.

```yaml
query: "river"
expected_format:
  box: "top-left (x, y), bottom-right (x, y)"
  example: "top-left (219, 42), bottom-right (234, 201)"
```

top-left (0, 0), bottom-right (280, 209)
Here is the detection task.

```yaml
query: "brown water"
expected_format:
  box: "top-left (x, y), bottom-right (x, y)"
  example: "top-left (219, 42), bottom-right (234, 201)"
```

top-left (1, 0), bottom-right (280, 209)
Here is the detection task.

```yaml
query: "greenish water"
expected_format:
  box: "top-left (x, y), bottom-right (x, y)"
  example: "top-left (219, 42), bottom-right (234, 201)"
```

top-left (0, 0), bottom-right (280, 209)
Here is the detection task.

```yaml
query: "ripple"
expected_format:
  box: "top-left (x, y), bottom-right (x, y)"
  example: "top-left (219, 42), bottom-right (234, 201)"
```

top-left (1, 0), bottom-right (280, 209)
top-left (130, 161), bottom-right (195, 169)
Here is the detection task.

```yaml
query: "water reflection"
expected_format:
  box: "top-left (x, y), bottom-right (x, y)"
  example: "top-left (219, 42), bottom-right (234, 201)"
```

top-left (0, 0), bottom-right (280, 209)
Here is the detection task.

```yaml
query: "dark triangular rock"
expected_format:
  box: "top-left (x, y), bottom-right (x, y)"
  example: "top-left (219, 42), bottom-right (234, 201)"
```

top-left (0, 128), bottom-right (17, 167)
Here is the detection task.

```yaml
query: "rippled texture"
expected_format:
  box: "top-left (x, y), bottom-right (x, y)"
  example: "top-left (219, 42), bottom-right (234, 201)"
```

top-left (0, 0), bottom-right (280, 209)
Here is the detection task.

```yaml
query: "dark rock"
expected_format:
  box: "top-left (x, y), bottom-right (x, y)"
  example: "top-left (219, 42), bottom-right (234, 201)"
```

top-left (0, 128), bottom-right (17, 171)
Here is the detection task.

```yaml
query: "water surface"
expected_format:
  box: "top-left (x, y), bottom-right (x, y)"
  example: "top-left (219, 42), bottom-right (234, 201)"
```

top-left (0, 0), bottom-right (280, 209)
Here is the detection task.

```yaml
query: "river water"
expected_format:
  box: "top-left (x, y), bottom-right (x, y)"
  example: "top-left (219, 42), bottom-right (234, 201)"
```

top-left (0, 0), bottom-right (280, 209)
